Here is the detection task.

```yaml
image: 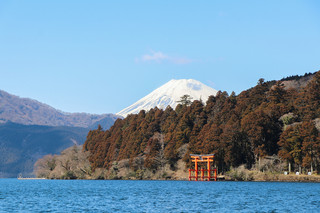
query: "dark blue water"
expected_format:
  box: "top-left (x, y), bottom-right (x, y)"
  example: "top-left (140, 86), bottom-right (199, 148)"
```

top-left (0, 179), bottom-right (319, 212)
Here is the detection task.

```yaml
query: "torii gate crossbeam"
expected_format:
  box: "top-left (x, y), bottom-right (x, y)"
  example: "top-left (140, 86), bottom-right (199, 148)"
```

top-left (189, 154), bottom-right (217, 181)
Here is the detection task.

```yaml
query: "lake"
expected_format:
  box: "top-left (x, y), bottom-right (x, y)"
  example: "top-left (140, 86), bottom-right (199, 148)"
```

top-left (0, 179), bottom-right (319, 212)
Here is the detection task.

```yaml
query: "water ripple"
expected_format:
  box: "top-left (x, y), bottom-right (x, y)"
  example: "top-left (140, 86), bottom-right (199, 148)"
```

top-left (0, 179), bottom-right (320, 212)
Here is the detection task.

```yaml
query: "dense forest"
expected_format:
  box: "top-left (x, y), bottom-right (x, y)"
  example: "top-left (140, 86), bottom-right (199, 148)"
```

top-left (82, 71), bottom-right (320, 177)
top-left (35, 71), bottom-right (320, 180)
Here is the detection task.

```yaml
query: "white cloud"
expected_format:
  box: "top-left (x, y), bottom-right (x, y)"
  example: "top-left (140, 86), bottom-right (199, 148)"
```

top-left (141, 51), bottom-right (168, 62)
top-left (136, 50), bottom-right (193, 65)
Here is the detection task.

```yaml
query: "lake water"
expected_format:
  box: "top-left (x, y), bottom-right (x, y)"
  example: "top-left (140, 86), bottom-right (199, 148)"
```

top-left (0, 179), bottom-right (319, 212)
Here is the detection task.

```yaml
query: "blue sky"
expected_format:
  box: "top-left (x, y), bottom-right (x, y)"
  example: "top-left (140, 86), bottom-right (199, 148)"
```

top-left (0, 1), bottom-right (319, 114)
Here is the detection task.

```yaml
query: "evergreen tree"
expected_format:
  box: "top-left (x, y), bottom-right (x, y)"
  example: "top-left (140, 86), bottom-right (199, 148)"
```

top-left (177, 94), bottom-right (193, 106)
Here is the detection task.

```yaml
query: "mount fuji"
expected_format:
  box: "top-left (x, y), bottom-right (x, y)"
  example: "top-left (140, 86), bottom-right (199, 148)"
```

top-left (117, 79), bottom-right (218, 117)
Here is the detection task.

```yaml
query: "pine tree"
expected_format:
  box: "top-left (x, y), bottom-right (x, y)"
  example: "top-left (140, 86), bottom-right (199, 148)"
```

top-left (177, 94), bottom-right (193, 106)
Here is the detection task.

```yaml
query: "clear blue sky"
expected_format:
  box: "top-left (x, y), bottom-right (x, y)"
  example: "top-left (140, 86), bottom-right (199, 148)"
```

top-left (0, 1), bottom-right (319, 114)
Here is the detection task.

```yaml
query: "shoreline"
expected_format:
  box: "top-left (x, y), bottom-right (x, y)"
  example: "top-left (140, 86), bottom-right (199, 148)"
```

top-left (0, 175), bottom-right (318, 182)
top-left (224, 173), bottom-right (320, 183)
top-left (26, 174), bottom-right (320, 183)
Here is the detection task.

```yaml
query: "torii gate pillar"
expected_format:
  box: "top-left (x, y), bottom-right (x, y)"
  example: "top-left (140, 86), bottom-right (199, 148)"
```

top-left (188, 154), bottom-right (217, 181)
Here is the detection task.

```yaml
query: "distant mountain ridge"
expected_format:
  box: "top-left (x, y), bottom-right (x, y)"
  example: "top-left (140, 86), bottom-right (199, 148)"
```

top-left (117, 79), bottom-right (218, 117)
top-left (0, 121), bottom-right (89, 178)
top-left (0, 89), bottom-right (121, 129)
top-left (0, 89), bottom-right (121, 177)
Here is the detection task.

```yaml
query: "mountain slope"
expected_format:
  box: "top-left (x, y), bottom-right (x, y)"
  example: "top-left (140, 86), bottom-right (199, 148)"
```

top-left (0, 122), bottom-right (89, 178)
top-left (117, 79), bottom-right (218, 117)
top-left (0, 90), bottom-right (120, 128)
top-left (0, 89), bottom-right (121, 177)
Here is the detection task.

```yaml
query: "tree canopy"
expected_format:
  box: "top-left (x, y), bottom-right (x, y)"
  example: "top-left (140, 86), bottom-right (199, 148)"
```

top-left (83, 71), bottom-right (320, 174)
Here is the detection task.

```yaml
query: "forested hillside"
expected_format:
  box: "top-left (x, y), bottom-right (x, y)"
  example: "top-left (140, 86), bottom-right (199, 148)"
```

top-left (35, 71), bottom-right (320, 180)
top-left (0, 122), bottom-right (88, 177)
top-left (0, 89), bottom-right (119, 129)
top-left (83, 71), bottom-right (320, 177)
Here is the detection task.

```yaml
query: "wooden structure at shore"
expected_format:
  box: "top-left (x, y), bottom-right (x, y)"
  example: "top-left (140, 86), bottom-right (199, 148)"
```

top-left (17, 174), bottom-right (46, 180)
top-left (17, 177), bottom-right (46, 180)
top-left (189, 154), bottom-right (217, 181)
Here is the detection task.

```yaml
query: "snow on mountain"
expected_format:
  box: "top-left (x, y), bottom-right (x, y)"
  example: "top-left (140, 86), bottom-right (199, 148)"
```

top-left (117, 79), bottom-right (218, 117)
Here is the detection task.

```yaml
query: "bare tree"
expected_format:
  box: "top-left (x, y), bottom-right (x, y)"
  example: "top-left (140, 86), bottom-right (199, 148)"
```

top-left (153, 132), bottom-right (167, 172)
top-left (34, 145), bottom-right (92, 179)
top-left (34, 154), bottom-right (57, 178)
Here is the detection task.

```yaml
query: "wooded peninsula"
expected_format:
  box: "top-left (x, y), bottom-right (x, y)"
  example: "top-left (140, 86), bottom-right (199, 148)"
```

top-left (35, 71), bottom-right (320, 182)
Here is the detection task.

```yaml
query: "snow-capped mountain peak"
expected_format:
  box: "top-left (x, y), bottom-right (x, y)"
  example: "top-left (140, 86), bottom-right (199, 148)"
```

top-left (117, 79), bottom-right (218, 117)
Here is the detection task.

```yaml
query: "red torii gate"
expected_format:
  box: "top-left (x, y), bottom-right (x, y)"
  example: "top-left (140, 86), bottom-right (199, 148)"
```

top-left (189, 154), bottom-right (217, 181)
